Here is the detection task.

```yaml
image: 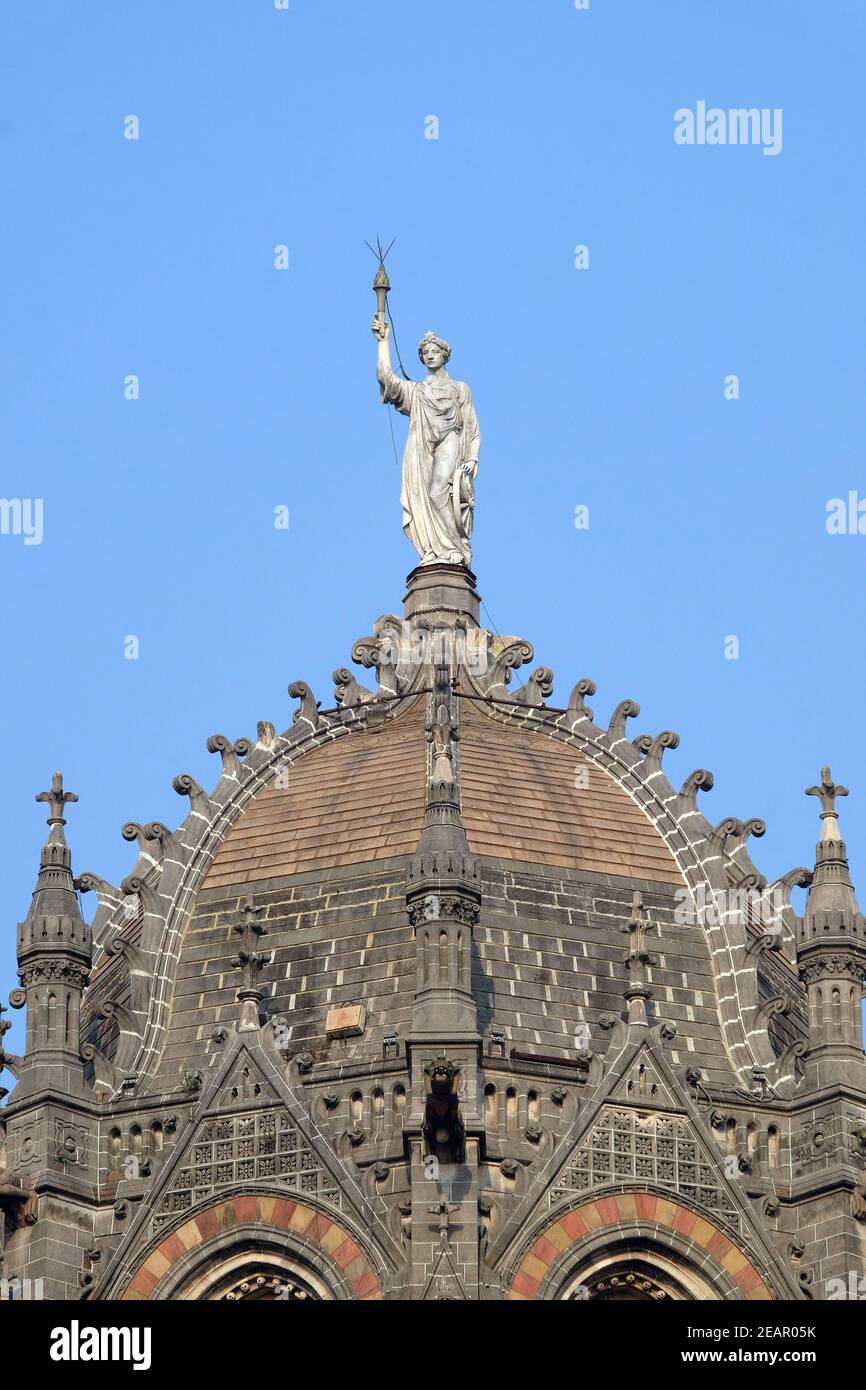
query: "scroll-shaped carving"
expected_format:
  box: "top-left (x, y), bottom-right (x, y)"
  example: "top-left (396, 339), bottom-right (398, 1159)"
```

top-left (172, 773), bottom-right (211, 819)
top-left (482, 639), bottom-right (534, 699)
top-left (332, 667), bottom-right (374, 708)
top-left (145, 822), bottom-right (179, 858)
top-left (607, 699), bottom-right (640, 743)
top-left (567, 677), bottom-right (596, 721)
top-left (755, 993), bottom-right (792, 1030)
top-left (350, 631), bottom-right (403, 700)
top-left (726, 818), bottom-right (767, 855)
top-left (75, 873), bottom-right (121, 911)
top-left (120, 873), bottom-right (159, 908)
top-left (206, 734), bottom-right (253, 779)
top-left (677, 768), bottom-right (714, 814)
top-left (120, 820), bottom-right (176, 868)
top-left (769, 867), bottom-right (813, 914)
top-left (706, 816), bottom-right (744, 857)
top-left (633, 730), bottom-right (680, 778)
top-left (287, 680), bottom-right (322, 730)
top-left (121, 822), bottom-right (151, 852)
top-left (514, 666), bottom-right (554, 708)
top-left (776, 1038), bottom-right (808, 1084)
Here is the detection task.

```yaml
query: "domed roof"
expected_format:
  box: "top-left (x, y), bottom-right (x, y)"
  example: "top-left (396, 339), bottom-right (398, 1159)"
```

top-left (201, 691), bottom-right (683, 891)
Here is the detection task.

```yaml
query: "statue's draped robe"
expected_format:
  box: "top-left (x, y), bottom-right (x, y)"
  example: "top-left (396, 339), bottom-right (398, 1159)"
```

top-left (380, 367), bottom-right (480, 565)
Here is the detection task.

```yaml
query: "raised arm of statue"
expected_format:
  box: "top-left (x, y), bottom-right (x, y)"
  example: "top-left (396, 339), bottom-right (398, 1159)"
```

top-left (372, 317), bottom-right (413, 415)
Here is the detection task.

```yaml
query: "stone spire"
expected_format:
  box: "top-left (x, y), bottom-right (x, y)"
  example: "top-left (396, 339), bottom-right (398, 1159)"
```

top-left (12, 773), bottom-right (92, 1098)
top-left (406, 662), bottom-right (480, 1040)
top-left (797, 767), bottom-right (866, 1082)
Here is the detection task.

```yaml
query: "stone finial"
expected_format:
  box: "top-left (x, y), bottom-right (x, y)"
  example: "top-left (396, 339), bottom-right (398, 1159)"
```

top-left (806, 766), bottom-right (848, 837)
top-left (34, 772), bottom-right (78, 873)
top-left (36, 771), bottom-right (78, 825)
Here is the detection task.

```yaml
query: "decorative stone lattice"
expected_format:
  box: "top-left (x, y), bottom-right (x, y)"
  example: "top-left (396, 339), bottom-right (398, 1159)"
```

top-left (153, 1108), bottom-right (341, 1228)
top-left (549, 1106), bottom-right (740, 1230)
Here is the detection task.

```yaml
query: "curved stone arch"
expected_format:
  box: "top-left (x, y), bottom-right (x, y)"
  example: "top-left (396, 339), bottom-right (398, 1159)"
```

top-left (504, 1191), bottom-right (782, 1301)
top-left (121, 694), bottom-right (424, 1080)
top-left (115, 1193), bottom-right (385, 1301)
top-left (458, 695), bottom-right (777, 1085)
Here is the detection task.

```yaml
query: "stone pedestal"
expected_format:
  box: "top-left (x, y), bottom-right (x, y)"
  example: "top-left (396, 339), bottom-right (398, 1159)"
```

top-left (403, 563), bottom-right (481, 627)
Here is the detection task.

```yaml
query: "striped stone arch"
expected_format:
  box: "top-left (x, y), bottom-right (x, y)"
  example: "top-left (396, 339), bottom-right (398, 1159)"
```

top-left (506, 1192), bottom-right (777, 1301)
top-left (118, 1194), bottom-right (384, 1301)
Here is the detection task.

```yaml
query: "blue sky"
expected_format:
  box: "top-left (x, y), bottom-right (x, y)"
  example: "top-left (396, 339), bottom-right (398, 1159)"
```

top-left (2, 1), bottom-right (864, 1056)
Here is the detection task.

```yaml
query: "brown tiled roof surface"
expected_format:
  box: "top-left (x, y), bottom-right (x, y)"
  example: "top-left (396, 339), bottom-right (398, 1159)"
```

top-left (459, 698), bottom-right (683, 882)
top-left (201, 695), bottom-right (683, 890)
top-left (201, 699), bottom-right (428, 888)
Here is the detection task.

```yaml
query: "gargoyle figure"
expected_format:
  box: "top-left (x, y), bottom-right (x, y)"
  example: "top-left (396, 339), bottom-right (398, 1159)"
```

top-left (0, 1169), bottom-right (38, 1227)
top-left (422, 1057), bottom-right (465, 1165)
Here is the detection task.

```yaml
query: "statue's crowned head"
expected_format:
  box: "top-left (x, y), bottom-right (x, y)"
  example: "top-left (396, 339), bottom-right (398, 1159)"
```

top-left (417, 331), bottom-right (451, 368)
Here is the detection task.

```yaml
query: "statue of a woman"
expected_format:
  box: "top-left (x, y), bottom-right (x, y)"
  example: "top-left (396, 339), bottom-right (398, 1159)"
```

top-left (373, 319), bottom-right (480, 567)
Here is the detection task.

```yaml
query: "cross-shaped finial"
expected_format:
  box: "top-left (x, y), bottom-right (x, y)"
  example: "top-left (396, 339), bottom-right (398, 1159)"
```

top-left (806, 766), bottom-right (849, 817)
top-left (35, 771), bottom-right (78, 822)
top-left (427, 1196), bottom-right (460, 1247)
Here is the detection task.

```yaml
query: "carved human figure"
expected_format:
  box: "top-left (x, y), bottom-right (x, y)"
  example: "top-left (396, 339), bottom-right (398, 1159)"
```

top-left (373, 319), bottom-right (480, 567)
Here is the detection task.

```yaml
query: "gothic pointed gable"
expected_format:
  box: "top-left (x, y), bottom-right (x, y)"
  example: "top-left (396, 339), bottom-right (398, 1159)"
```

top-left (488, 1028), bottom-right (802, 1300)
top-left (94, 1030), bottom-right (402, 1299)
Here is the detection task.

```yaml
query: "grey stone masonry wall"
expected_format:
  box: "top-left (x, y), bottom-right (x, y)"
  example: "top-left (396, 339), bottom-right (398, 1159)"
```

top-left (145, 857), bottom-right (749, 1094)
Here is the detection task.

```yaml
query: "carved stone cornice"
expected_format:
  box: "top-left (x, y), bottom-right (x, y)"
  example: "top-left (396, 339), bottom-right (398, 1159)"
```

top-left (798, 953), bottom-right (866, 986)
top-left (18, 958), bottom-right (91, 990)
top-left (407, 894), bottom-right (480, 929)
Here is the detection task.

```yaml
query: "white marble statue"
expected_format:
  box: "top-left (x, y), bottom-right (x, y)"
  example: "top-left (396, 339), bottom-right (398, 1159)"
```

top-left (373, 319), bottom-right (480, 567)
